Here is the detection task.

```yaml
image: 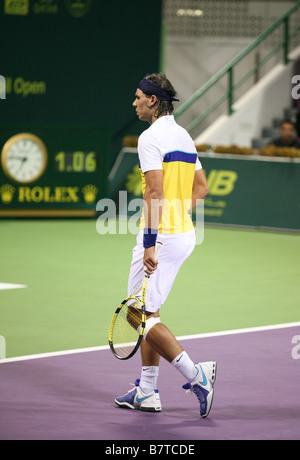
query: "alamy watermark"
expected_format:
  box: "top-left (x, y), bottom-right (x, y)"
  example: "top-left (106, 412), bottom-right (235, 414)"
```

top-left (0, 335), bottom-right (6, 359)
top-left (0, 75), bottom-right (6, 99)
top-left (291, 335), bottom-right (300, 360)
top-left (96, 191), bottom-right (205, 245)
top-left (291, 75), bottom-right (300, 100)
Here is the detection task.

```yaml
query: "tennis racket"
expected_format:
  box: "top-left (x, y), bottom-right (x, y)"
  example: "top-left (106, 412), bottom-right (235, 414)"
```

top-left (108, 241), bottom-right (163, 360)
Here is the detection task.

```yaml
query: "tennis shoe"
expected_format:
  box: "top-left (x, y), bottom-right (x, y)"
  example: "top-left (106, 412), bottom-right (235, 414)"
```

top-left (115, 379), bottom-right (162, 412)
top-left (182, 361), bottom-right (217, 418)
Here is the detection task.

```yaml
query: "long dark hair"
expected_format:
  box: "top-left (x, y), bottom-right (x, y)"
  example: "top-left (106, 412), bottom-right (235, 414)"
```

top-left (145, 73), bottom-right (178, 117)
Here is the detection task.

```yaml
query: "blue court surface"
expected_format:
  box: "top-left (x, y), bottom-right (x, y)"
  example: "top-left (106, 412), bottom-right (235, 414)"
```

top-left (1, 323), bottom-right (299, 440)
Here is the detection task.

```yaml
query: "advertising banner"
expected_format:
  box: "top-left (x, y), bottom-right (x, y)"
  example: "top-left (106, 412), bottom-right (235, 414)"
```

top-left (0, 125), bottom-right (110, 216)
top-left (109, 149), bottom-right (300, 232)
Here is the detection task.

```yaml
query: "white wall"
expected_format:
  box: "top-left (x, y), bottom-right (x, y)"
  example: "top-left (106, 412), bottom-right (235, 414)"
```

top-left (166, 36), bottom-right (255, 130)
top-left (194, 48), bottom-right (300, 147)
top-left (166, 34), bottom-right (286, 136)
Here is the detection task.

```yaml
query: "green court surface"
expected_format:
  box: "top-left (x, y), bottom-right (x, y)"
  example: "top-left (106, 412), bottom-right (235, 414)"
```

top-left (0, 220), bottom-right (299, 359)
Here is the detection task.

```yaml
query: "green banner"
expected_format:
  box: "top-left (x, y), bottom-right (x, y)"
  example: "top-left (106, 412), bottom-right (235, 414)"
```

top-left (201, 155), bottom-right (300, 231)
top-left (0, 0), bottom-right (163, 165)
top-left (108, 149), bottom-right (300, 232)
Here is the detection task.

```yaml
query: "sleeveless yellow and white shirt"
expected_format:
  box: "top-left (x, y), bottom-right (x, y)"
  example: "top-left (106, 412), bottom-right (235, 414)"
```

top-left (138, 115), bottom-right (202, 234)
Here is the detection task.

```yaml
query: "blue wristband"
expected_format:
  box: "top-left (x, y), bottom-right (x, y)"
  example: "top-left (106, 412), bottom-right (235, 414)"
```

top-left (143, 228), bottom-right (158, 248)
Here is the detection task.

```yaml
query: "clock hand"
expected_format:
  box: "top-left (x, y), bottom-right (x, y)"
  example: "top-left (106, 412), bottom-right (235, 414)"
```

top-left (15, 156), bottom-right (28, 175)
top-left (9, 155), bottom-right (27, 161)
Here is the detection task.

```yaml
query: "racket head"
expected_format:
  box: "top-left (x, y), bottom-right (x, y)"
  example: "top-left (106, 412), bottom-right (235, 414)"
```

top-left (108, 295), bottom-right (146, 360)
top-left (108, 241), bottom-right (162, 360)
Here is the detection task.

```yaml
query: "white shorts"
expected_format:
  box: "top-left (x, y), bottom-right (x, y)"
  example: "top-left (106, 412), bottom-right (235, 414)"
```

top-left (127, 229), bottom-right (196, 313)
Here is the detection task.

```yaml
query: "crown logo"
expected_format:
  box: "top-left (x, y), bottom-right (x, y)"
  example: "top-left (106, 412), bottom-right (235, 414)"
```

top-left (65, 0), bottom-right (93, 18)
top-left (0, 184), bottom-right (16, 204)
top-left (82, 184), bottom-right (98, 203)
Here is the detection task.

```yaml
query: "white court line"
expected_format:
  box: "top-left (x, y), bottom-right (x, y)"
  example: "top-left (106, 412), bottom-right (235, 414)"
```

top-left (0, 283), bottom-right (27, 291)
top-left (0, 321), bottom-right (299, 364)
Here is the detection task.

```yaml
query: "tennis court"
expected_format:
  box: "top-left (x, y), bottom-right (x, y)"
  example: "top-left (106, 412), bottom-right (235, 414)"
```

top-left (0, 220), bottom-right (299, 440)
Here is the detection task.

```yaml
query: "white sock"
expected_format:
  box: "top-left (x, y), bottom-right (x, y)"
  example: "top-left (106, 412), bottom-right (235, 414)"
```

top-left (140, 366), bottom-right (159, 394)
top-left (171, 351), bottom-right (198, 382)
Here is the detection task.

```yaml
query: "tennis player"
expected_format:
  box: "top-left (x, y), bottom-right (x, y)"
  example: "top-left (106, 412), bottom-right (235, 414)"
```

top-left (115, 73), bottom-right (216, 418)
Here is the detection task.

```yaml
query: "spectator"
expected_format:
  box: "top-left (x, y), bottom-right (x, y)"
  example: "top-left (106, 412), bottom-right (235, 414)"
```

top-left (269, 120), bottom-right (300, 148)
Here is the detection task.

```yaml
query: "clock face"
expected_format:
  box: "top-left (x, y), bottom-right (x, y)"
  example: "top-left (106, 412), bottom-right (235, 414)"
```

top-left (1, 133), bottom-right (48, 184)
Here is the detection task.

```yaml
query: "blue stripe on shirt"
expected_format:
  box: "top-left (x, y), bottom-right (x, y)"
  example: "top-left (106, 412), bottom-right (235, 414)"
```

top-left (163, 151), bottom-right (197, 164)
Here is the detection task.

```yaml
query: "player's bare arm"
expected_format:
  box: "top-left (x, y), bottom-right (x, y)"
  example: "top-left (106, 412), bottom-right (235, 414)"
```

top-left (191, 168), bottom-right (209, 210)
top-left (143, 169), bottom-right (164, 274)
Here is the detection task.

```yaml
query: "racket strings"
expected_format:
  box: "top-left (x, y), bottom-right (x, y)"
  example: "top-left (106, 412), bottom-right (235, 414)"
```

top-left (111, 302), bottom-right (144, 358)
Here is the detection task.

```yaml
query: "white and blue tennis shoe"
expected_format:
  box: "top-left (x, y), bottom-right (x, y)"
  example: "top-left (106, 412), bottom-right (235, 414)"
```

top-left (182, 361), bottom-right (217, 418)
top-left (115, 379), bottom-right (162, 412)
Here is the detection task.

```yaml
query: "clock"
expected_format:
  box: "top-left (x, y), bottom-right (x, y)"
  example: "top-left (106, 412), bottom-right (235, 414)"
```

top-left (1, 133), bottom-right (48, 184)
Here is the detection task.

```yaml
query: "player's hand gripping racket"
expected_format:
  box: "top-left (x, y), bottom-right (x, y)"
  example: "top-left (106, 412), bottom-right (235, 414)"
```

top-left (108, 241), bottom-right (162, 360)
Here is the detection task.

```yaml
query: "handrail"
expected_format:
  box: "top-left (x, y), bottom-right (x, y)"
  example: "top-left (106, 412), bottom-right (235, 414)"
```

top-left (174, 0), bottom-right (300, 132)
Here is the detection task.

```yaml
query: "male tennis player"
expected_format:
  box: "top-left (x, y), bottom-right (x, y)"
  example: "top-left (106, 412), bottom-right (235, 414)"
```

top-left (115, 73), bottom-right (216, 418)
